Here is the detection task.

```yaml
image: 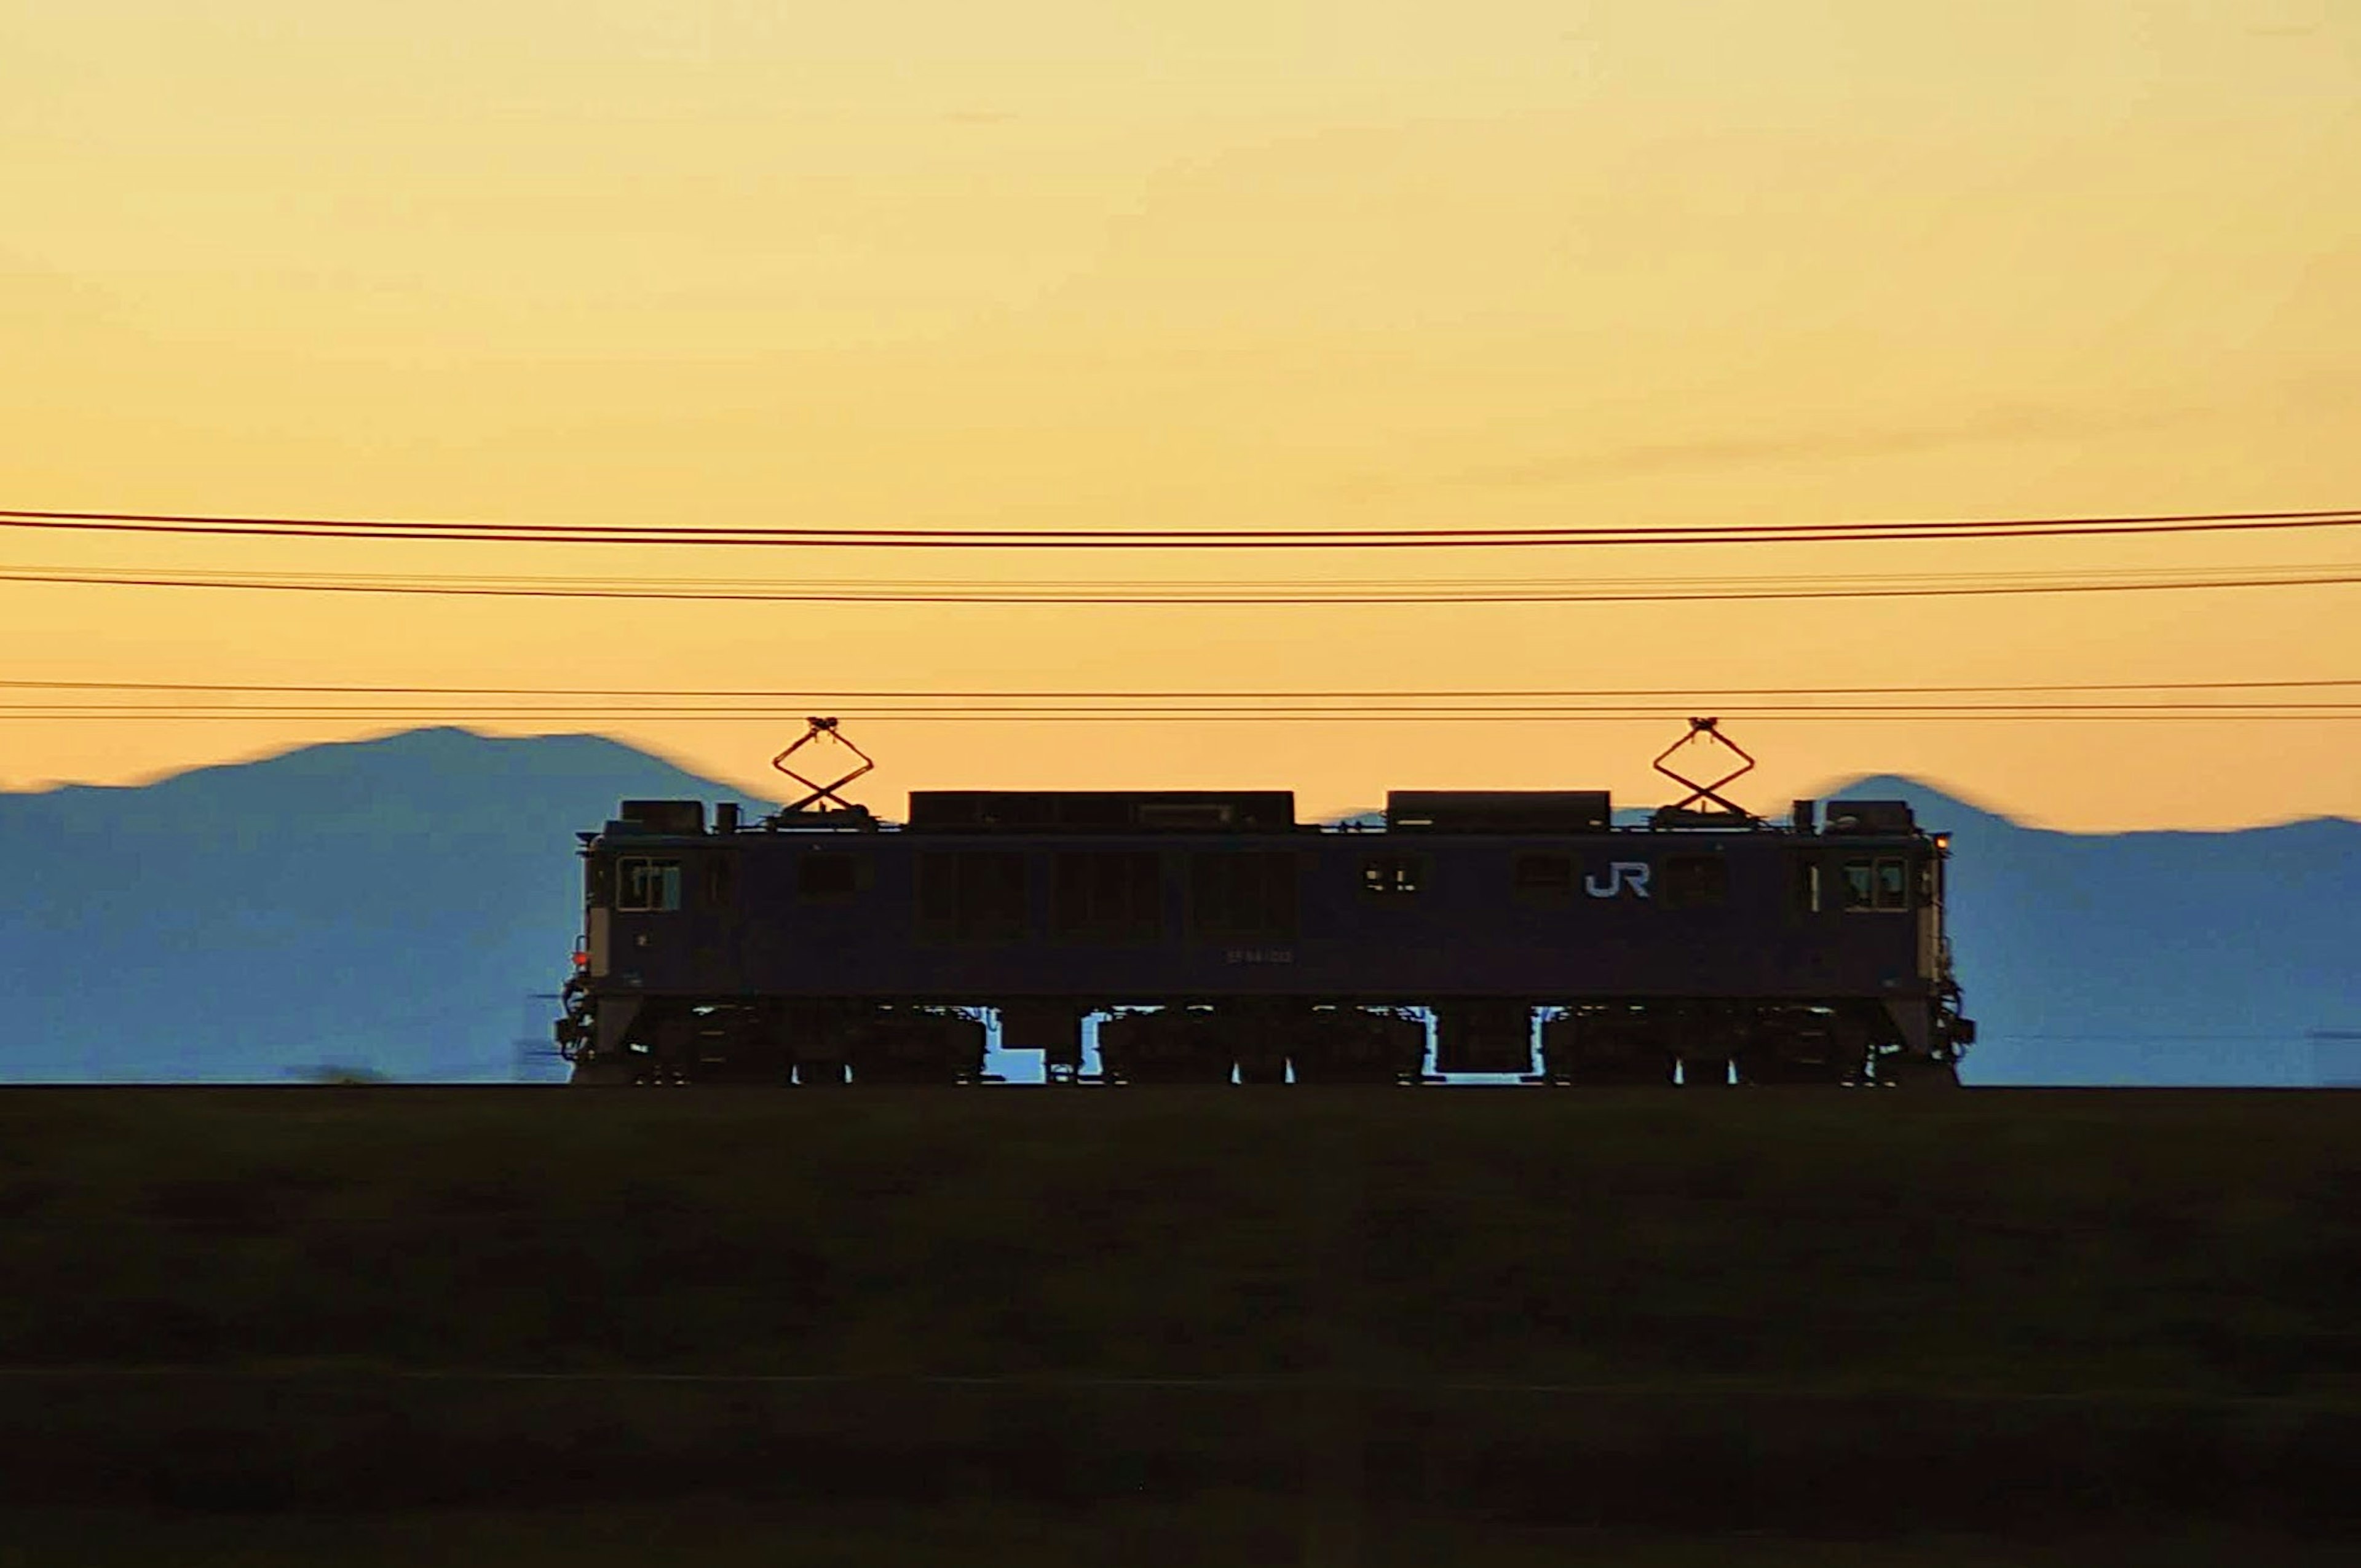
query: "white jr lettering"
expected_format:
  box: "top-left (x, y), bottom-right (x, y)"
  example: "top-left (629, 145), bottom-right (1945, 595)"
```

top-left (1584, 861), bottom-right (1653, 900)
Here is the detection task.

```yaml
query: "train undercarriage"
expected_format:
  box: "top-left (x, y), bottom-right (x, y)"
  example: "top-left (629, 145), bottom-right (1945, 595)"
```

top-left (560, 989), bottom-right (1966, 1088)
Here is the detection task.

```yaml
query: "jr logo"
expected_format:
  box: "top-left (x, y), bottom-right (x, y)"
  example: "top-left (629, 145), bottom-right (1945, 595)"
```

top-left (1584, 861), bottom-right (1653, 900)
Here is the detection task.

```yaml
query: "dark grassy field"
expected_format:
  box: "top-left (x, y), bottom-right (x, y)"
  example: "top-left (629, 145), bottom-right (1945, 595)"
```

top-left (1, 1087), bottom-right (2355, 1562)
top-left (4, 1507), bottom-right (2354, 1568)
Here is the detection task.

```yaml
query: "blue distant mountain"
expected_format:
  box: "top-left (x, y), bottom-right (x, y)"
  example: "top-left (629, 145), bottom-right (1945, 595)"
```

top-left (0, 729), bottom-right (773, 1083)
top-left (1, 732), bottom-right (2353, 1085)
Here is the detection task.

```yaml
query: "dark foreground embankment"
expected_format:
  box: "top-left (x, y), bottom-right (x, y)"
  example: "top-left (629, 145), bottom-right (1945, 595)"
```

top-left (0, 1087), bottom-right (2354, 1558)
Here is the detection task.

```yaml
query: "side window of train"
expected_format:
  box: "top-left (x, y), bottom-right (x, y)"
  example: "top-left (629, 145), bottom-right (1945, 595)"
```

top-left (797, 852), bottom-right (865, 902)
top-left (617, 857), bottom-right (682, 912)
top-left (1190, 851), bottom-right (1299, 939)
top-left (1513, 852), bottom-right (1573, 903)
top-left (1660, 854), bottom-right (1728, 909)
top-left (1360, 853), bottom-right (1423, 897)
top-left (1840, 857), bottom-right (1911, 911)
top-left (1792, 855), bottom-right (1822, 913)
top-left (1053, 851), bottom-right (1162, 940)
top-left (588, 857), bottom-right (616, 907)
top-left (917, 851), bottom-right (1029, 942)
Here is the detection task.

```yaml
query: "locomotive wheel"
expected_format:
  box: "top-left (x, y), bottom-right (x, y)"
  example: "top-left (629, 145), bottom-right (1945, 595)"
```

top-left (847, 1053), bottom-right (962, 1085)
top-left (569, 1055), bottom-right (638, 1087)
top-left (1291, 1012), bottom-right (1425, 1084)
top-left (794, 1058), bottom-right (850, 1087)
top-left (1734, 1053), bottom-right (1846, 1087)
top-left (1677, 1056), bottom-right (1731, 1087)
top-left (1294, 1061), bottom-right (1413, 1085)
top-left (1096, 1012), bottom-right (1236, 1085)
top-left (1875, 1054), bottom-right (1962, 1088)
top-left (1554, 1056), bottom-right (1677, 1087)
top-left (1104, 1060), bottom-right (1235, 1085)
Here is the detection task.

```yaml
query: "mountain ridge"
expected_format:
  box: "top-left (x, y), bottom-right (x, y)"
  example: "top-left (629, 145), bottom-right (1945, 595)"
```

top-left (17, 730), bottom-right (2354, 836)
top-left (1827, 771), bottom-right (2361, 839)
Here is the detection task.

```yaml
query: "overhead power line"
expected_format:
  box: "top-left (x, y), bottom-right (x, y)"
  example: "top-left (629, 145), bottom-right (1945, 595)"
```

top-left (3, 677), bottom-right (2357, 699)
top-left (3, 505), bottom-right (2359, 550)
top-left (2, 563), bottom-right (2357, 606)
top-left (7, 679), bottom-right (2360, 725)
top-left (7, 705), bottom-right (2361, 724)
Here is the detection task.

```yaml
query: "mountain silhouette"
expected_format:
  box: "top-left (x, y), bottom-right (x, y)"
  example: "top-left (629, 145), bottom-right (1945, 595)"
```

top-left (1, 733), bottom-right (2353, 1084)
top-left (0, 729), bottom-right (772, 1082)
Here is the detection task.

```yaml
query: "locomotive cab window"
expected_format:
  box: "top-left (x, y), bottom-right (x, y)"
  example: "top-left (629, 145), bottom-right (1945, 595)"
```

top-left (1840, 857), bottom-right (1911, 911)
top-left (617, 858), bottom-right (682, 912)
top-left (1360, 854), bottom-right (1423, 897)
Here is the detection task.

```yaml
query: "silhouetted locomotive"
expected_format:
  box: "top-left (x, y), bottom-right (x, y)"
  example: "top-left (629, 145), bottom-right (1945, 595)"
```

top-left (555, 721), bottom-right (1974, 1087)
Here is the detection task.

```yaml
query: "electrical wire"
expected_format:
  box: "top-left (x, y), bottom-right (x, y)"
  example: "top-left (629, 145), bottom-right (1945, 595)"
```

top-left (4, 504), bottom-right (2359, 549)
top-left (3, 678), bottom-right (2355, 699)
top-left (2, 563), bottom-right (2357, 606)
top-left (7, 706), bottom-right (2360, 723)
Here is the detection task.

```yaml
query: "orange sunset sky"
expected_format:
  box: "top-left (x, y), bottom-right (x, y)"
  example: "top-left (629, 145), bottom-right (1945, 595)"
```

top-left (3, 1), bottom-right (2356, 828)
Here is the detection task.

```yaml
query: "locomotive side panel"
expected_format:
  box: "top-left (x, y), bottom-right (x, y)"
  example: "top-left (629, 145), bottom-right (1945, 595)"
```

top-left (586, 830), bottom-right (1936, 1004)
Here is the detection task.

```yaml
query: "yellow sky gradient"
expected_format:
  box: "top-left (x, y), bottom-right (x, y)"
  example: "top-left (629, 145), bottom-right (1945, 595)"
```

top-left (4, 1), bottom-right (2357, 826)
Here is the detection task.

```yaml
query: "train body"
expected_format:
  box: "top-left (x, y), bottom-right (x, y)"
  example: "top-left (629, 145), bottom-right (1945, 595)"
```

top-left (556, 777), bottom-right (1974, 1087)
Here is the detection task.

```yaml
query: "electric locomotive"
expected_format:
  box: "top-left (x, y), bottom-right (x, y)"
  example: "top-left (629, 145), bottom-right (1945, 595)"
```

top-left (555, 719), bottom-right (1974, 1086)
